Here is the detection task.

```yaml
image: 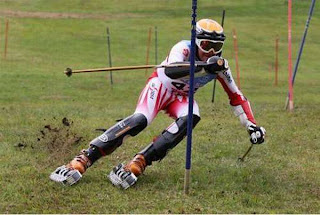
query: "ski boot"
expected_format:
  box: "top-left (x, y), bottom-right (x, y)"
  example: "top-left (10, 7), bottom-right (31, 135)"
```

top-left (49, 150), bottom-right (91, 185)
top-left (108, 154), bottom-right (146, 189)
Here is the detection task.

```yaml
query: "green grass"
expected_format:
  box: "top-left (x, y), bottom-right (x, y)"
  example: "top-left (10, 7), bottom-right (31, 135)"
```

top-left (1, 0), bottom-right (320, 213)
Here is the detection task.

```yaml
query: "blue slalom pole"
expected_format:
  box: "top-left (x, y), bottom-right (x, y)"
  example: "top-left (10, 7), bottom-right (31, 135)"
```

top-left (285, 0), bottom-right (316, 109)
top-left (184, 0), bottom-right (197, 195)
top-left (292, 0), bottom-right (316, 85)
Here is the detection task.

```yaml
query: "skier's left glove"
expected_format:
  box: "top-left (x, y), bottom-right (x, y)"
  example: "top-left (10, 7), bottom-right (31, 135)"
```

top-left (247, 124), bottom-right (266, 144)
top-left (205, 56), bottom-right (229, 74)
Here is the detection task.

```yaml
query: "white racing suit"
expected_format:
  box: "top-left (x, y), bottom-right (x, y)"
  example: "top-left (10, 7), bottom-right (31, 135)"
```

top-left (50, 40), bottom-right (259, 187)
top-left (88, 39), bottom-right (257, 168)
top-left (135, 40), bottom-right (256, 127)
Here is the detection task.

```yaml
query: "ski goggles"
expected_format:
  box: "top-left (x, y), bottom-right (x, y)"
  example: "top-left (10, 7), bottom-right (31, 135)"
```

top-left (196, 39), bottom-right (224, 54)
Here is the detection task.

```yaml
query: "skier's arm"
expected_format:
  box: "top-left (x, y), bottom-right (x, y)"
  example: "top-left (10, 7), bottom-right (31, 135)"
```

top-left (165, 56), bottom-right (228, 79)
top-left (217, 68), bottom-right (266, 144)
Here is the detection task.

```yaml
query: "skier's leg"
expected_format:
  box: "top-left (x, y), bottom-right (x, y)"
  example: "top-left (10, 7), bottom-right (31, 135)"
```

top-left (50, 73), bottom-right (167, 186)
top-left (49, 113), bottom-right (148, 185)
top-left (109, 95), bottom-right (201, 189)
top-left (126, 114), bottom-right (201, 176)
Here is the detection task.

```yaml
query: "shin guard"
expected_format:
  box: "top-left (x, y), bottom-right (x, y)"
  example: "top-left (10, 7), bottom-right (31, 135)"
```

top-left (90, 113), bottom-right (148, 155)
top-left (139, 115), bottom-right (201, 165)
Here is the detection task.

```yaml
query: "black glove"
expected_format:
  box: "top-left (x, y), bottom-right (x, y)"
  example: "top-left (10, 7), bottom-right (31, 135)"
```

top-left (247, 124), bottom-right (266, 144)
top-left (205, 56), bottom-right (229, 74)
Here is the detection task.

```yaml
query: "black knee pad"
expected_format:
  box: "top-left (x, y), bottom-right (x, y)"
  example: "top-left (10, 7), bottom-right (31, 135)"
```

top-left (139, 114), bottom-right (200, 165)
top-left (90, 113), bottom-right (147, 155)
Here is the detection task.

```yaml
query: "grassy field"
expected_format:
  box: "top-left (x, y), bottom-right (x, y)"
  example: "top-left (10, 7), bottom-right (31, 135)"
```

top-left (1, 0), bottom-right (320, 213)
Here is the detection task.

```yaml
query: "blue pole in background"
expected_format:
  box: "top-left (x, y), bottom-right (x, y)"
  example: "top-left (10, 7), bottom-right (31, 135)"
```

top-left (184, 0), bottom-right (197, 195)
top-left (292, 0), bottom-right (316, 85)
top-left (285, 0), bottom-right (316, 109)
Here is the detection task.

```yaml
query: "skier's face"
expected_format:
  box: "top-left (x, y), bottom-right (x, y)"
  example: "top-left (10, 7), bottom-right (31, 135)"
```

top-left (197, 39), bottom-right (224, 61)
top-left (198, 46), bottom-right (216, 61)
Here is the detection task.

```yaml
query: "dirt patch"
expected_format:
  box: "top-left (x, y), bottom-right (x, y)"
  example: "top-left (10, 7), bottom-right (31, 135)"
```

top-left (0, 10), bottom-right (143, 20)
top-left (36, 117), bottom-right (84, 164)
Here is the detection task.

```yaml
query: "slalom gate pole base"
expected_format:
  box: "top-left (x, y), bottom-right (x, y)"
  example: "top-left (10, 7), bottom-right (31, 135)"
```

top-left (184, 169), bottom-right (191, 195)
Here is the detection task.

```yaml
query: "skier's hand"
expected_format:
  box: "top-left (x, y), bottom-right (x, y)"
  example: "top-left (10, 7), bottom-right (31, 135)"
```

top-left (247, 124), bottom-right (266, 144)
top-left (205, 56), bottom-right (229, 74)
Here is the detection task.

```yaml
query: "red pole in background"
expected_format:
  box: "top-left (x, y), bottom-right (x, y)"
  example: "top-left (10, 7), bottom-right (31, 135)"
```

top-left (232, 28), bottom-right (240, 89)
top-left (4, 19), bottom-right (9, 59)
top-left (145, 27), bottom-right (152, 76)
top-left (275, 36), bottom-right (279, 86)
top-left (288, 0), bottom-right (294, 110)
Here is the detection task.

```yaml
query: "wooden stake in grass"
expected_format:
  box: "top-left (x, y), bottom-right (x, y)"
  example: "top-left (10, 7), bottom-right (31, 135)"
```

top-left (288, 0), bottom-right (294, 111)
top-left (0, 19), bottom-right (1, 57)
top-left (145, 27), bottom-right (152, 76)
top-left (4, 19), bottom-right (9, 59)
top-left (155, 26), bottom-right (158, 65)
top-left (106, 27), bottom-right (113, 85)
top-left (232, 28), bottom-right (240, 89)
top-left (275, 36), bottom-right (279, 86)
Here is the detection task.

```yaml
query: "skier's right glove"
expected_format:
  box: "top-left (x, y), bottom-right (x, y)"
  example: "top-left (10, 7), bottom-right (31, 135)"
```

top-left (205, 56), bottom-right (229, 74)
top-left (247, 124), bottom-right (266, 144)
